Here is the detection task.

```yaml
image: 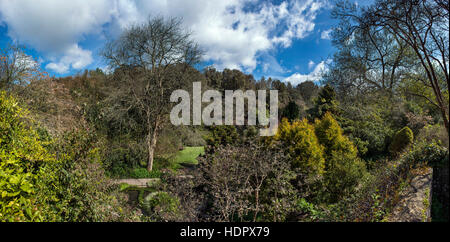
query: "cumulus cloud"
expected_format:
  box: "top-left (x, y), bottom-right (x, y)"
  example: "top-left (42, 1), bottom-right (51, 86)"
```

top-left (284, 59), bottom-right (331, 85)
top-left (0, 0), bottom-right (326, 74)
top-left (321, 28), bottom-right (332, 40)
top-left (46, 44), bottom-right (93, 74)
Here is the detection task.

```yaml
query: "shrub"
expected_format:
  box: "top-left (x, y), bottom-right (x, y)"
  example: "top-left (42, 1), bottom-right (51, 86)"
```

top-left (195, 143), bottom-right (296, 222)
top-left (389, 126), bottom-right (414, 155)
top-left (0, 91), bottom-right (56, 221)
top-left (48, 129), bottom-right (140, 221)
top-left (130, 168), bottom-right (162, 179)
top-left (314, 112), bottom-right (358, 160)
top-left (0, 91), bottom-right (139, 221)
top-left (417, 124), bottom-right (448, 149)
top-left (142, 191), bottom-right (181, 221)
top-left (274, 118), bottom-right (325, 175)
top-left (340, 114), bottom-right (394, 158)
top-left (205, 125), bottom-right (240, 147)
top-left (322, 152), bottom-right (367, 203)
top-left (404, 141), bottom-right (448, 168)
top-left (313, 113), bottom-right (366, 203)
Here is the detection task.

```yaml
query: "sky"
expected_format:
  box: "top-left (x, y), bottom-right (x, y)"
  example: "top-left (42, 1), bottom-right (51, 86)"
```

top-left (0, 0), bottom-right (356, 86)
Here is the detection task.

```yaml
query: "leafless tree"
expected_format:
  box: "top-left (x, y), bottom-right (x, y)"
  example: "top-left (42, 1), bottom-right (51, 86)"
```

top-left (0, 44), bottom-right (43, 90)
top-left (102, 16), bottom-right (202, 171)
top-left (195, 143), bottom-right (296, 222)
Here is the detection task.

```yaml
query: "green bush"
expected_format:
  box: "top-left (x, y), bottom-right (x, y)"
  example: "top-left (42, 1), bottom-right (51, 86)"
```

top-left (130, 168), bottom-right (162, 179)
top-left (322, 152), bottom-right (367, 203)
top-left (0, 91), bottom-right (139, 221)
top-left (340, 115), bottom-right (394, 158)
top-left (103, 140), bottom-right (147, 174)
top-left (405, 141), bottom-right (448, 168)
top-left (389, 126), bottom-right (414, 155)
top-left (142, 191), bottom-right (181, 221)
top-left (308, 84), bottom-right (339, 120)
top-left (205, 125), bottom-right (240, 147)
top-left (281, 101), bottom-right (301, 121)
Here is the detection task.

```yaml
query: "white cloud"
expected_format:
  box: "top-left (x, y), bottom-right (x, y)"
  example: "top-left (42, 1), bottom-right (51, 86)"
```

top-left (284, 59), bottom-right (331, 85)
top-left (46, 44), bottom-right (93, 74)
top-left (0, 0), bottom-right (113, 73)
top-left (321, 28), bottom-right (332, 40)
top-left (0, 0), bottom-right (326, 74)
top-left (308, 60), bottom-right (315, 70)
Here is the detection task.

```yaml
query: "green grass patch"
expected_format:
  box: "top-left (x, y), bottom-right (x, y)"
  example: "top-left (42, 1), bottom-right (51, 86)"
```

top-left (173, 146), bottom-right (205, 165)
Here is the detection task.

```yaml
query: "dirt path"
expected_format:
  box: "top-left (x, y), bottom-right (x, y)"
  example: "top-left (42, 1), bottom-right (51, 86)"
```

top-left (113, 178), bottom-right (159, 188)
top-left (388, 167), bottom-right (433, 222)
top-left (113, 175), bottom-right (194, 188)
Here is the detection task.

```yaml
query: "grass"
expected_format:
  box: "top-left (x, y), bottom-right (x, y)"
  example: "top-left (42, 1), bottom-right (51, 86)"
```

top-left (173, 146), bottom-right (205, 165)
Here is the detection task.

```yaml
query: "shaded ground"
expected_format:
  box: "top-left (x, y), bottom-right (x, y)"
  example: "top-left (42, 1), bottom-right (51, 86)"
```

top-left (431, 164), bottom-right (449, 222)
top-left (388, 167), bottom-right (433, 222)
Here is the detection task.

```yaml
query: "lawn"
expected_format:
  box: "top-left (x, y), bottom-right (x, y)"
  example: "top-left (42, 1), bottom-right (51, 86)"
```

top-left (173, 146), bottom-right (205, 165)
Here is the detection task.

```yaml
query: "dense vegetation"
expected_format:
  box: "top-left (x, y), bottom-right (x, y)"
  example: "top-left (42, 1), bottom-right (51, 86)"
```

top-left (1, 0), bottom-right (448, 222)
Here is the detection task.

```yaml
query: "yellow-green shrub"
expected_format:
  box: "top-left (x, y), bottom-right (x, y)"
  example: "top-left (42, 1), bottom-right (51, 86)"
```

top-left (274, 118), bottom-right (325, 175)
top-left (313, 113), bottom-right (366, 203)
top-left (0, 91), bottom-right (56, 221)
top-left (314, 112), bottom-right (358, 160)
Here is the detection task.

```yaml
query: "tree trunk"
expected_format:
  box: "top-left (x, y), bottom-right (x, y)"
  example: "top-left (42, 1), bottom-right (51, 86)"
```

top-left (147, 121), bottom-right (160, 172)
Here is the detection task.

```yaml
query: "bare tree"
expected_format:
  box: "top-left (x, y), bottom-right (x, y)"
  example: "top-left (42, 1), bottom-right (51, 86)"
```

top-left (0, 44), bottom-right (43, 90)
top-left (195, 143), bottom-right (296, 222)
top-left (102, 16), bottom-right (202, 171)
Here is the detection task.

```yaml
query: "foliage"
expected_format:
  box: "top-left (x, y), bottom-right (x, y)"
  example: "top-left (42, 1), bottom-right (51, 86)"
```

top-left (274, 118), bottom-right (325, 175)
top-left (417, 124), bottom-right (449, 149)
top-left (313, 112), bottom-right (366, 203)
top-left (388, 126), bottom-right (414, 155)
top-left (141, 191), bottom-right (181, 221)
top-left (308, 84), bottom-right (339, 120)
top-left (314, 112), bottom-right (358, 160)
top-left (205, 125), bottom-right (240, 147)
top-left (130, 168), bottom-right (162, 179)
top-left (321, 151), bottom-right (367, 203)
top-left (281, 101), bottom-right (301, 121)
top-left (46, 129), bottom-right (139, 221)
top-left (0, 91), bottom-right (55, 221)
top-left (0, 91), bottom-right (139, 221)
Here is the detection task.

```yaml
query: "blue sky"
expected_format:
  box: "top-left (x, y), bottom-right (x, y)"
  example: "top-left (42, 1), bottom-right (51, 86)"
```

top-left (0, 0), bottom-right (360, 85)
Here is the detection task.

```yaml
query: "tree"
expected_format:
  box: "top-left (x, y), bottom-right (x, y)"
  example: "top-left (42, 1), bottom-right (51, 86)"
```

top-left (308, 84), bottom-right (339, 120)
top-left (281, 101), bottom-right (301, 121)
top-left (296, 81), bottom-right (318, 105)
top-left (332, 0), bottom-right (449, 135)
top-left (0, 44), bottom-right (48, 91)
top-left (102, 16), bottom-right (202, 171)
